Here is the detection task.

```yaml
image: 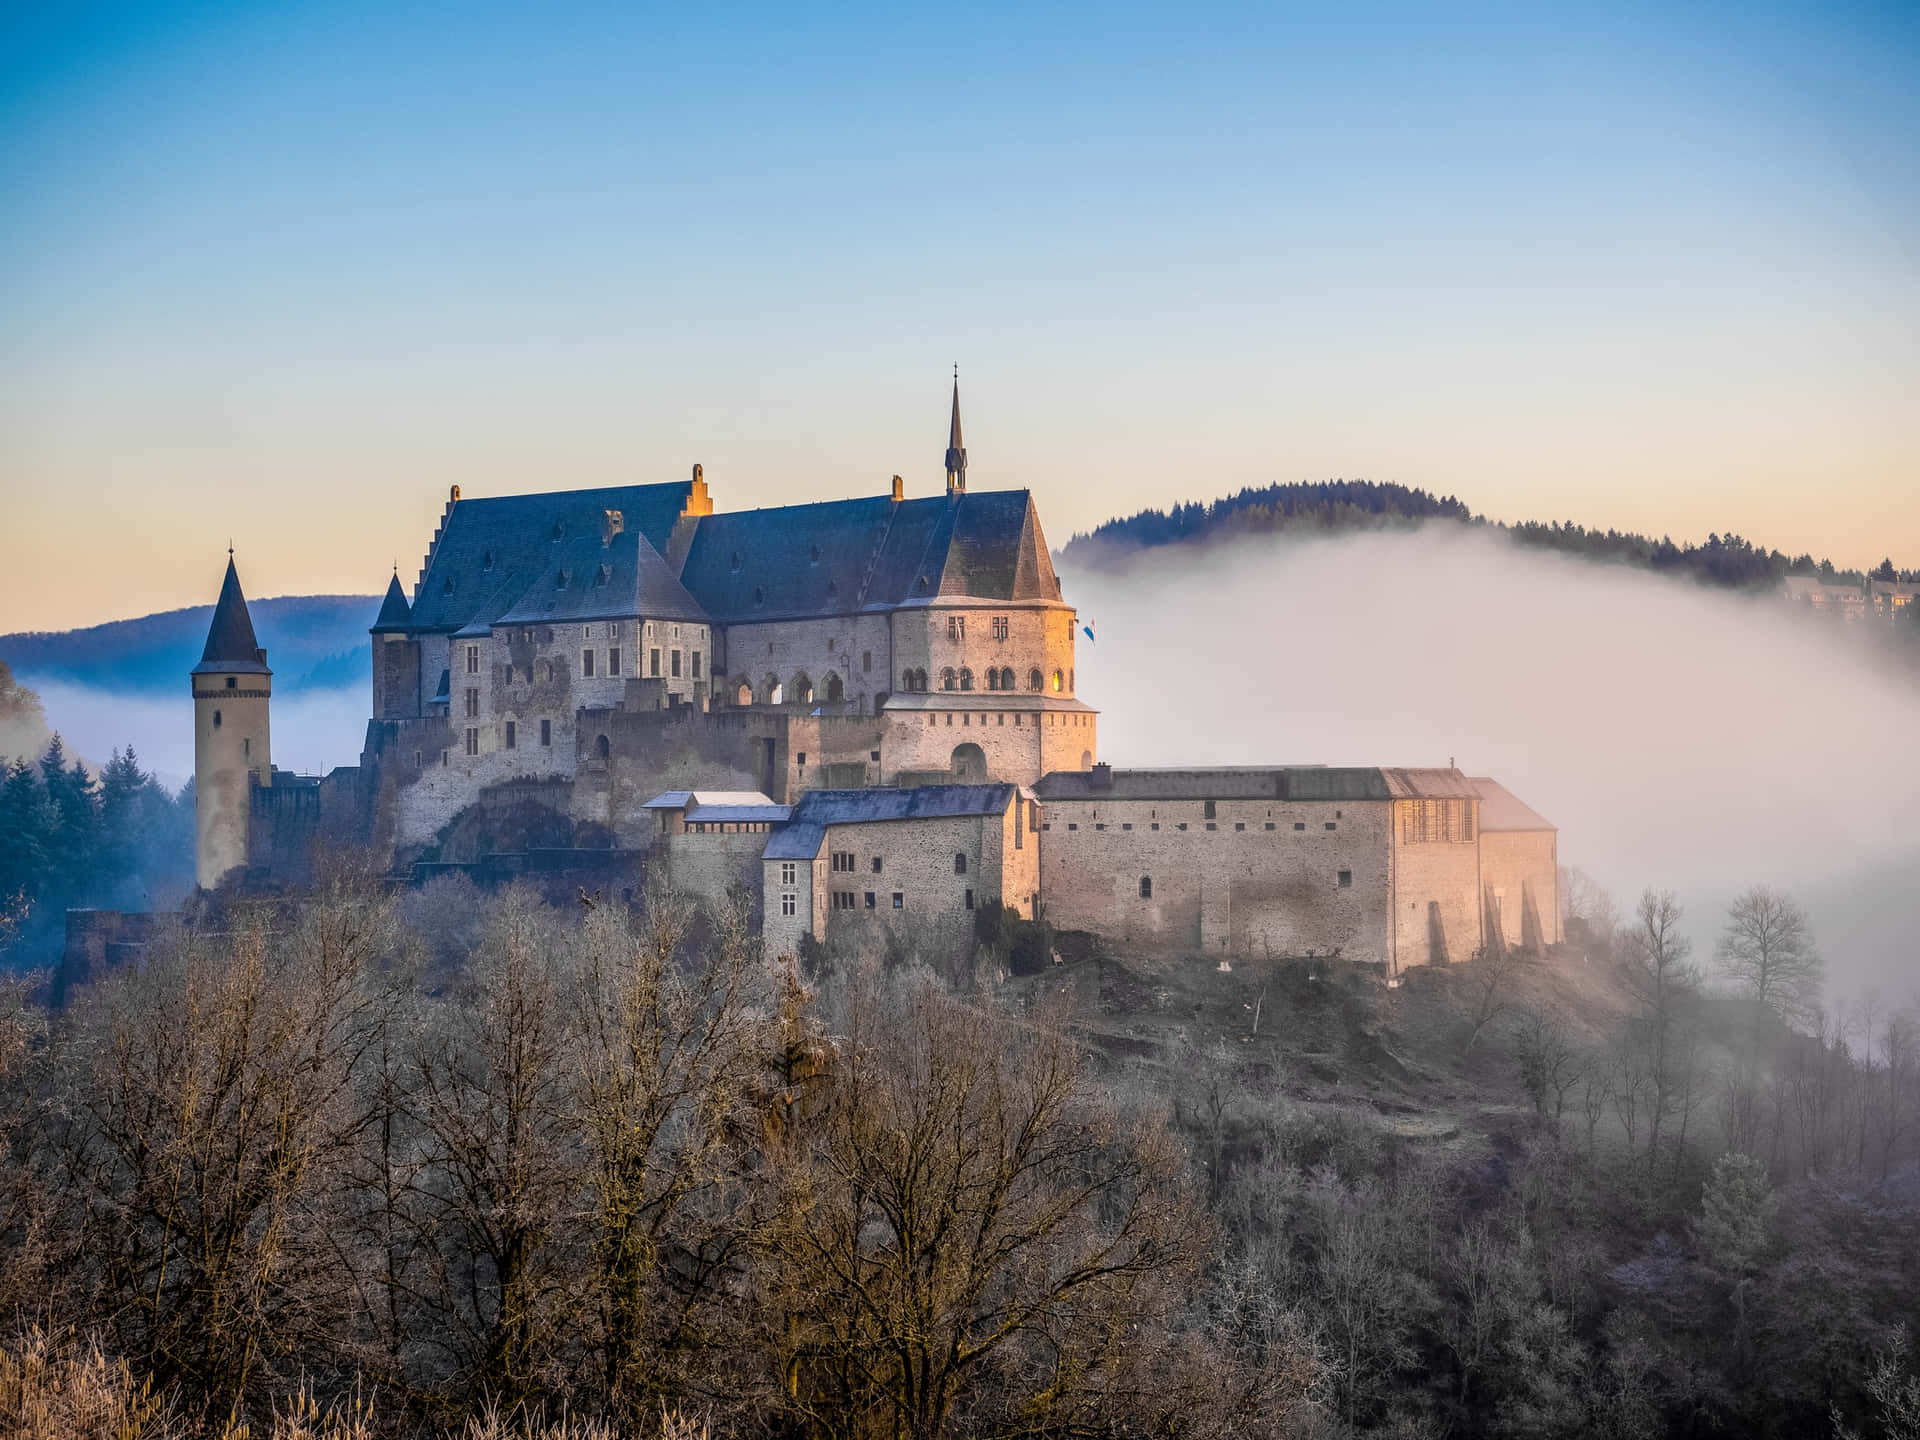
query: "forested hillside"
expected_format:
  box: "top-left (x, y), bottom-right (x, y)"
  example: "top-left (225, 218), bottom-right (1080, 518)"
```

top-left (1062, 480), bottom-right (1918, 596)
top-left (3, 878), bottom-right (1916, 1440)
top-left (0, 593), bottom-right (379, 695)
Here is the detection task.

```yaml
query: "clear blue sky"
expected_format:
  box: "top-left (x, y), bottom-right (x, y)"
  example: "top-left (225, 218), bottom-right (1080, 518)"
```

top-left (2, 0), bottom-right (1915, 628)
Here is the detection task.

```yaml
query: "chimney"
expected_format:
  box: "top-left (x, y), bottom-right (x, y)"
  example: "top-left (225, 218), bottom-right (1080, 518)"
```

top-left (602, 509), bottom-right (624, 545)
top-left (1090, 761), bottom-right (1113, 789)
top-left (891, 475), bottom-right (904, 502)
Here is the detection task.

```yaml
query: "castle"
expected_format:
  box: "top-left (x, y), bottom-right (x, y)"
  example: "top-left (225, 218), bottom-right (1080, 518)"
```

top-left (188, 381), bottom-right (1560, 975)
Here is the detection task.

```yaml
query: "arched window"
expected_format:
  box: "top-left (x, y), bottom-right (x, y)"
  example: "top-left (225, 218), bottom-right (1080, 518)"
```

top-left (825, 672), bottom-right (844, 703)
top-left (596, 734), bottom-right (611, 759)
top-left (941, 668), bottom-right (957, 691)
top-left (1051, 669), bottom-right (1064, 692)
top-left (951, 742), bottom-right (985, 778)
top-left (1139, 876), bottom-right (1152, 899)
top-left (985, 668), bottom-right (999, 691)
top-left (1028, 668), bottom-right (1044, 691)
top-left (999, 667), bottom-right (1015, 691)
top-left (958, 667), bottom-right (973, 691)
top-left (736, 681), bottom-right (753, 707)
top-left (765, 674), bottom-right (783, 705)
top-left (954, 853), bottom-right (968, 875)
top-left (791, 672), bottom-right (813, 704)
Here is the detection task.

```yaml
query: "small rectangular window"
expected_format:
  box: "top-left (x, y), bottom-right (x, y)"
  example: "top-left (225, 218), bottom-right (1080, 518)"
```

top-left (505, 721), bottom-right (516, 749)
top-left (1338, 870), bottom-right (1353, 888)
top-left (781, 862), bottom-right (796, 885)
top-left (692, 651), bottom-right (702, 678)
top-left (865, 892), bottom-right (876, 908)
top-left (650, 648), bottom-right (661, 677)
top-left (797, 752), bottom-right (807, 767)
top-left (954, 853), bottom-right (967, 874)
top-left (1139, 876), bottom-right (1152, 899)
top-left (1325, 822), bottom-right (1337, 831)
top-left (1235, 822), bottom-right (1245, 831)
top-left (465, 727), bottom-right (478, 756)
top-left (965, 889), bottom-right (974, 910)
top-left (892, 892), bottom-right (903, 909)
top-left (671, 650), bottom-right (682, 678)
top-left (608, 648), bottom-right (620, 675)
top-left (1205, 822), bottom-right (1217, 831)
top-left (871, 856), bottom-right (882, 873)
top-left (465, 688), bottom-right (479, 718)
top-left (781, 892), bottom-right (796, 916)
top-left (1265, 822), bottom-right (1276, 830)
top-left (1203, 800), bottom-right (1217, 819)
top-left (540, 718), bottom-right (552, 746)
top-left (862, 650), bottom-right (872, 672)
top-left (1294, 822), bottom-right (1306, 831)
top-left (582, 650), bottom-right (595, 677)
top-left (466, 644), bottom-right (479, 674)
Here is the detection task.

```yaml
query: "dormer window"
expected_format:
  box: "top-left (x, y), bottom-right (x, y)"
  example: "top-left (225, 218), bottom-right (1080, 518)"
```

top-left (810, 544), bottom-right (821, 564)
top-left (915, 575), bottom-right (929, 593)
top-left (730, 551), bottom-right (741, 572)
top-left (225, 676), bottom-right (236, 689)
top-left (556, 569), bottom-right (571, 589)
top-left (482, 549), bottom-right (495, 571)
top-left (753, 586), bottom-right (764, 606)
top-left (595, 564), bottom-right (610, 587)
top-left (551, 521), bottom-right (565, 539)
top-left (443, 578), bottom-right (455, 596)
top-left (826, 580), bottom-right (838, 598)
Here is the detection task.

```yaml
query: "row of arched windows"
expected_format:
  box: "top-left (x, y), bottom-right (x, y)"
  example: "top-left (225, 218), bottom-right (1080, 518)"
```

top-left (911, 666), bottom-right (1070, 693)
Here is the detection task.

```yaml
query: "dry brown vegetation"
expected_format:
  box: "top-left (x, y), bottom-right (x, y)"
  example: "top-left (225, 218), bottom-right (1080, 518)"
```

top-left (2, 868), bottom-right (1917, 1439)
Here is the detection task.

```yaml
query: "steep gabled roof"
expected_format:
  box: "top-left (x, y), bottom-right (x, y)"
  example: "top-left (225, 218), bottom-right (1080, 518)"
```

top-left (495, 528), bottom-right (709, 627)
top-left (407, 481), bottom-right (700, 633)
top-left (677, 489), bottom-right (1062, 623)
top-left (1467, 777), bottom-right (1556, 832)
top-left (192, 557), bottom-right (270, 675)
top-left (370, 573), bottom-right (413, 632)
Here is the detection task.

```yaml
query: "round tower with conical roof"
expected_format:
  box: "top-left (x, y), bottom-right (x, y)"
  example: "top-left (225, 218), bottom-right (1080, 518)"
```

top-left (191, 553), bottom-right (272, 889)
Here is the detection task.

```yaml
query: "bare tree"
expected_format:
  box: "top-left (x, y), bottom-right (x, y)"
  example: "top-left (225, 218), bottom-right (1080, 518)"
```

top-left (1514, 1008), bottom-right (1585, 1127)
top-left (1621, 889), bottom-right (1698, 1179)
top-left (1715, 886), bottom-right (1823, 1026)
top-left (757, 973), bottom-right (1228, 1439)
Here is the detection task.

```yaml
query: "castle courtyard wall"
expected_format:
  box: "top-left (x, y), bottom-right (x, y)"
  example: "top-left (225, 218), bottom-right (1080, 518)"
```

top-left (1389, 805), bottom-right (1484, 971)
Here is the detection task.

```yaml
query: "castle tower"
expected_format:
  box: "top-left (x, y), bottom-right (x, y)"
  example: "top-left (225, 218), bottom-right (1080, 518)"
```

top-left (191, 554), bottom-right (272, 889)
top-left (944, 370), bottom-right (967, 496)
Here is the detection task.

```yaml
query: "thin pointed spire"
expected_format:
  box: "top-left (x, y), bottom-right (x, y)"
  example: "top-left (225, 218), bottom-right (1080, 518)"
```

top-left (944, 368), bottom-right (967, 495)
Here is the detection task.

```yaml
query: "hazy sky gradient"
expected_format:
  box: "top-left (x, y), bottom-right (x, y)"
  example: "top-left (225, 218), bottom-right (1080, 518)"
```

top-left (3, 0), bottom-right (1916, 630)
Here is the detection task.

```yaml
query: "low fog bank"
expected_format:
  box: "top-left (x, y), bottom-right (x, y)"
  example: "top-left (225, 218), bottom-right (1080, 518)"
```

top-left (1065, 528), bottom-right (1920, 1002)
top-left (21, 677), bottom-right (370, 790)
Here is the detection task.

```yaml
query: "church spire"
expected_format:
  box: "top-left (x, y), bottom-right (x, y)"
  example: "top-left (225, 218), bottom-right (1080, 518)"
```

top-left (944, 367), bottom-right (967, 496)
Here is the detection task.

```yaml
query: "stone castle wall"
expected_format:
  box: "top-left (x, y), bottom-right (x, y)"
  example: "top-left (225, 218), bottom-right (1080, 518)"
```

top-left (1388, 802), bottom-right (1485, 970)
top-left (1037, 795), bottom-right (1392, 962)
top-left (1479, 830), bottom-right (1560, 952)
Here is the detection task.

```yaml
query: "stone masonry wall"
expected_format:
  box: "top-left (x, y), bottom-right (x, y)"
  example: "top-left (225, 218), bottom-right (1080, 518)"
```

top-left (1479, 830), bottom-right (1559, 951)
top-left (1389, 801), bottom-right (1484, 971)
top-left (1037, 795), bottom-right (1391, 961)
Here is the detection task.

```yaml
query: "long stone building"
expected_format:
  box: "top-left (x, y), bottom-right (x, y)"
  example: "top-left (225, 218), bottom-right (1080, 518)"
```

top-left (182, 381), bottom-right (1560, 977)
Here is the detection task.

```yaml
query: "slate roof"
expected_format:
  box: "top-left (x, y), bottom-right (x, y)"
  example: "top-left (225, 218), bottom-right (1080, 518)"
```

top-left (406, 481), bottom-right (699, 634)
top-left (765, 784), bottom-right (1018, 860)
top-left (1468, 777), bottom-right (1556, 832)
top-left (1032, 767), bottom-right (1389, 802)
top-left (371, 573), bottom-right (413, 632)
top-left (642, 790), bottom-right (787, 824)
top-left (193, 558), bottom-right (271, 675)
top-left (1379, 768), bottom-right (1481, 799)
top-left (686, 802), bottom-right (791, 824)
top-left (677, 489), bottom-right (1061, 622)
top-left (496, 528), bottom-right (708, 626)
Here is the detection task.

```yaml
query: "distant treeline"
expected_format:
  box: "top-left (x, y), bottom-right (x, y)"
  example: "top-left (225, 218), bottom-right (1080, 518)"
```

top-left (0, 593), bottom-right (379, 696)
top-left (1063, 480), bottom-right (1918, 593)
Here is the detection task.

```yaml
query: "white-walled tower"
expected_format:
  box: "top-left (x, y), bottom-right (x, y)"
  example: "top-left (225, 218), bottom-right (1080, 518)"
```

top-left (192, 554), bottom-right (272, 889)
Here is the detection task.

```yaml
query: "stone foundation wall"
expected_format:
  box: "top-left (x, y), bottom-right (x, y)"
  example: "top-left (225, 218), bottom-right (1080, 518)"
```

top-left (1479, 830), bottom-right (1559, 951)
